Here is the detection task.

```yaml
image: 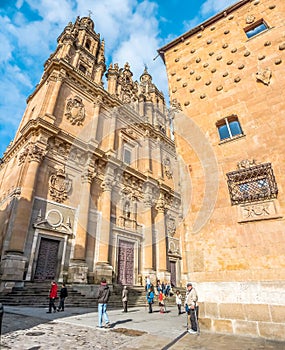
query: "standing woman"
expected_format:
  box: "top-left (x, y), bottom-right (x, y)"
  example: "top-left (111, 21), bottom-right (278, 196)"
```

top-left (146, 287), bottom-right (154, 313)
top-left (122, 286), bottom-right (129, 312)
top-left (176, 290), bottom-right (182, 315)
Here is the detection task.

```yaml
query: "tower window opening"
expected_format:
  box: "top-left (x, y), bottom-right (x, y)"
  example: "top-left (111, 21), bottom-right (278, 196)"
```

top-left (79, 64), bottom-right (87, 74)
top-left (85, 39), bottom-right (91, 50)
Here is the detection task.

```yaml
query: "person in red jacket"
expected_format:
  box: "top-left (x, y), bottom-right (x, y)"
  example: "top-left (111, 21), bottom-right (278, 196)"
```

top-left (47, 280), bottom-right (58, 313)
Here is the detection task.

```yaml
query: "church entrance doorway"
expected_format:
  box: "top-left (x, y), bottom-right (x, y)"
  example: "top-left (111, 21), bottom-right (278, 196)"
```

top-left (34, 237), bottom-right (60, 281)
top-left (117, 240), bottom-right (134, 285)
top-left (170, 261), bottom-right (176, 287)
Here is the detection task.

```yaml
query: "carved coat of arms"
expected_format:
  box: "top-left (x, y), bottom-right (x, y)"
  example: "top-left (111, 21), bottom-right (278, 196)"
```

top-left (65, 96), bottom-right (85, 126)
top-left (49, 168), bottom-right (72, 203)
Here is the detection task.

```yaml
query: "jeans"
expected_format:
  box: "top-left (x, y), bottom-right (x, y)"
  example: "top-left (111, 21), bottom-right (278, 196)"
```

top-left (98, 303), bottom-right (109, 327)
top-left (187, 306), bottom-right (199, 331)
top-left (49, 298), bottom-right (56, 312)
top-left (58, 297), bottom-right (66, 311)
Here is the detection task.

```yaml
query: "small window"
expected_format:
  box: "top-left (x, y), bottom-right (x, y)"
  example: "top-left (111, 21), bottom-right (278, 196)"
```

top-left (217, 116), bottom-right (243, 141)
top-left (245, 20), bottom-right (268, 39)
top-left (79, 64), bottom-right (87, 74)
top-left (124, 149), bottom-right (131, 165)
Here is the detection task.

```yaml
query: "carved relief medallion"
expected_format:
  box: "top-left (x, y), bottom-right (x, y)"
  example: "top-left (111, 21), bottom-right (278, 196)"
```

top-left (49, 168), bottom-right (72, 203)
top-left (65, 96), bottom-right (85, 125)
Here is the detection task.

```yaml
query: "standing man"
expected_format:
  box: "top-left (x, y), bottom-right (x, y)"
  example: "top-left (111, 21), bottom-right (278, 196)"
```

top-left (122, 286), bottom-right (129, 312)
top-left (185, 282), bottom-right (199, 334)
top-left (57, 283), bottom-right (68, 312)
top-left (96, 278), bottom-right (111, 329)
top-left (47, 280), bottom-right (58, 313)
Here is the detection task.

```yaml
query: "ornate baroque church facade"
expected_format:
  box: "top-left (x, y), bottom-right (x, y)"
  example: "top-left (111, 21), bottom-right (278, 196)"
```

top-left (0, 16), bottom-right (182, 289)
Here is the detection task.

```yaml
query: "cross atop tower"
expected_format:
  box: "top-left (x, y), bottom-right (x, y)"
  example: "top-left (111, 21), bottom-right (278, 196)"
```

top-left (88, 10), bottom-right (93, 18)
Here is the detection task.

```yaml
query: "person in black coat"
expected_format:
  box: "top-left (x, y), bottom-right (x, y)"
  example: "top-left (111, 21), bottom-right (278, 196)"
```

top-left (57, 283), bottom-right (68, 312)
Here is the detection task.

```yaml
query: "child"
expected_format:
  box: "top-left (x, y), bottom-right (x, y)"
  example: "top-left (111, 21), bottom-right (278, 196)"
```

top-left (158, 290), bottom-right (166, 313)
top-left (176, 290), bottom-right (182, 315)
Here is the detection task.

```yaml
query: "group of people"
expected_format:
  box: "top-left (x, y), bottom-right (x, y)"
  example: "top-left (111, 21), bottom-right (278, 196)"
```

top-left (47, 281), bottom-right (68, 313)
top-left (145, 279), bottom-right (199, 334)
top-left (48, 277), bottom-right (199, 335)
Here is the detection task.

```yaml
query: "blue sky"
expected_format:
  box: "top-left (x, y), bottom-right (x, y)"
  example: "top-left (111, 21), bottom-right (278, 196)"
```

top-left (0, 0), bottom-right (237, 157)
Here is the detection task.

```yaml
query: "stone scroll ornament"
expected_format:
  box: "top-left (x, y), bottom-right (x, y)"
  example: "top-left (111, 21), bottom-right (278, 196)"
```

top-left (49, 168), bottom-right (72, 203)
top-left (256, 68), bottom-right (272, 86)
top-left (65, 95), bottom-right (86, 126)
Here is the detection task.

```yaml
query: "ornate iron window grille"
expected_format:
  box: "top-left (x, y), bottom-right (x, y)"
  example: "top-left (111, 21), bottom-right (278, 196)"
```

top-left (226, 163), bottom-right (278, 205)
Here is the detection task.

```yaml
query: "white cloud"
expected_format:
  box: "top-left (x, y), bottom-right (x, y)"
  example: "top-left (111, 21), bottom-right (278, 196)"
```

top-left (201, 0), bottom-right (237, 17)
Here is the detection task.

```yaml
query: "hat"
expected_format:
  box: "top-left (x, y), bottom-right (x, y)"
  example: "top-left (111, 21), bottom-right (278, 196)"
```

top-left (101, 278), bottom-right (106, 283)
top-left (186, 282), bottom-right (192, 287)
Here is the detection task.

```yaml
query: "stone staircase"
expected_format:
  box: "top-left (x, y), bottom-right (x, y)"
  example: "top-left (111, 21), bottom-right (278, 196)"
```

top-left (0, 283), bottom-right (180, 309)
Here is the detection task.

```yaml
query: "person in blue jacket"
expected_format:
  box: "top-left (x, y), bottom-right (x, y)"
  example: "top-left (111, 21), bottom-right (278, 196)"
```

top-left (146, 286), bottom-right (154, 313)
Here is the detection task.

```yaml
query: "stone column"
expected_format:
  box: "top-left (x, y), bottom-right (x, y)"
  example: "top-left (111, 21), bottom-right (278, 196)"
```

top-left (40, 70), bottom-right (65, 122)
top-left (155, 193), bottom-right (169, 282)
top-left (69, 169), bottom-right (94, 283)
top-left (89, 95), bottom-right (102, 144)
top-left (95, 165), bottom-right (114, 283)
top-left (142, 183), bottom-right (155, 281)
top-left (1, 143), bottom-right (45, 283)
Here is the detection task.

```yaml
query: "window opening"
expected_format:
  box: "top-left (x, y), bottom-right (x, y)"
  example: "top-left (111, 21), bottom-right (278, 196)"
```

top-left (245, 20), bottom-right (268, 39)
top-left (217, 116), bottom-right (243, 141)
top-left (226, 162), bottom-right (278, 205)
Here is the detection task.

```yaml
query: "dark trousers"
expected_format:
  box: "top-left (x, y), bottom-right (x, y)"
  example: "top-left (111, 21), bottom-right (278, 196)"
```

top-left (49, 298), bottom-right (56, 312)
top-left (177, 304), bottom-right (182, 314)
top-left (148, 302), bottom-right (153, 313)
top-left (187, 306), bottom-right (199, 331)
top-left (58, 297), bottom-right (66, 311)
top-left (123, 301), bottom-right (128, 312)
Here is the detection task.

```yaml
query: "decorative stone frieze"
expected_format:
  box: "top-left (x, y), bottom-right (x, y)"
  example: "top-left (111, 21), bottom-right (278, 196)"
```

top-left (49, 168), bottom-right (72, 203)
top-left (65, 95), bottom-right (85, 126)
top-left (238, 200), bottom-right (282, 223)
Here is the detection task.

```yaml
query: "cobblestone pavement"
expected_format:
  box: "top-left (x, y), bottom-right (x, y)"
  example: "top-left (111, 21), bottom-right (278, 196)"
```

top-left (1, 306), bottom-right (285, 349)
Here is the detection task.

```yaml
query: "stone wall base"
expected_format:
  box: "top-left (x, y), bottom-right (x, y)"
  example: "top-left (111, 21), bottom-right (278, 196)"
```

top-left (68, 260), bottom-right (88, 284)
top-left (0, 252), bottom-right (27, 282)
top-left (199, 301), bottom-right (285, 341)
top-left (94, 262), bottom-right (113, 284)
